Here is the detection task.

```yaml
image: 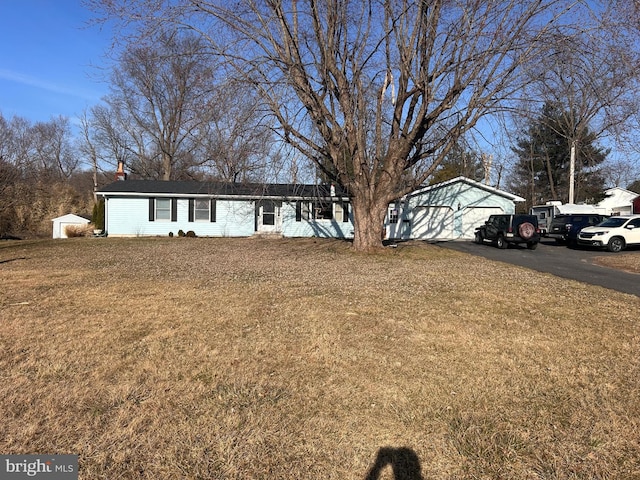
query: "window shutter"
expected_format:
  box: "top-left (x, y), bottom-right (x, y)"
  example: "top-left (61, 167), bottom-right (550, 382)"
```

top-left (343, 202), bottom-right (349, 222)
top-left (171, 198), bottom-right (177, 222)
top-left (296, 201), bottom-right (302, 222)
top-left (188, 199), bottom-right (194, 222)
top-left (149, 198), bottom-right (155, 221)
top-left (210, 199), bottom-right (216, 222)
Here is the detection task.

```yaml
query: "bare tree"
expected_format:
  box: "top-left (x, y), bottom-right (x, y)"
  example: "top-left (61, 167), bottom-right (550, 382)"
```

top-left (95, 28), bottom-right (276, 182)
top-left (30, 116), bottom-right (78, 180)
top-left (196, 79), bottom-right (275, 182)
top-left (80, 105), bottom-right (135, 181)
top-left (104, 31), bottom-right (219, 180)
top-left (0, 112), bottom-right (91, 237)
top-left (91, 0), bottom-right (593, 250)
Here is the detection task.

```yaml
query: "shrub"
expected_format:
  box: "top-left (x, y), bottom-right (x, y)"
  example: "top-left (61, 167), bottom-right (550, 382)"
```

top-left (64, 224), bottom-right (92, 238)
top-left (178, 230), bottom-right (185, 237)
top-left (92, 199), bottom-right (105, 231)
top-left (186, 230), bottom-right (197, 238)
top-left (168, 232), bottom-right (174, 237)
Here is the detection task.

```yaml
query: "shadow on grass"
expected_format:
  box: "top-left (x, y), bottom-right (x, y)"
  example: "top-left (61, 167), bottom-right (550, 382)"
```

top-left (365, 447), bottom-right (424, 480)
top-left (0, 257), bottom-right (26, 264)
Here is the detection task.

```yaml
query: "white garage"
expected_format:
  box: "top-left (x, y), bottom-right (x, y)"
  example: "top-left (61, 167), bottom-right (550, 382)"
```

top-left (411, 206), bottom-right (455, 239)
top-left (52, 213), bottom-right (90, 239)
top-left (386, 176), bottom-right (524, 241)
top-left (460, 206), bottom-right (505, 239)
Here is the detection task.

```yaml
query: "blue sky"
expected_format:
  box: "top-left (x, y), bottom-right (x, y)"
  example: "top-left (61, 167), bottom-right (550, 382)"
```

top-left (0, 0), bottom-right (112, 123)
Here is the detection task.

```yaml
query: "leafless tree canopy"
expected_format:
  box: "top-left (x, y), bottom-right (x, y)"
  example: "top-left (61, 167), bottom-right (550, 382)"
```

top-left (89, 0), bottom-right (628, 250)
top-left (0, 112), bottom-right (91, 237)
top-left (83, 30), bottom-right (276, 182)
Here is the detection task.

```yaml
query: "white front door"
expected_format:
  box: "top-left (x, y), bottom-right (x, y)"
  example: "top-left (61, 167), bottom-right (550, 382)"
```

top-left (257, 200), bottom-right (282, 233)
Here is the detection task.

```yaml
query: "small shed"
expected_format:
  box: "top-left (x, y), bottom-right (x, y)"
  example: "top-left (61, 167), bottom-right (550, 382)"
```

top-left (52, 214), bottom-right (90, 239)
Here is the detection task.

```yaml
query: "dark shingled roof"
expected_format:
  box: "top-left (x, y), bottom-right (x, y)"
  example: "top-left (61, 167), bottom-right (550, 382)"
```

top-left (98, 180), bottom-right (350, 198)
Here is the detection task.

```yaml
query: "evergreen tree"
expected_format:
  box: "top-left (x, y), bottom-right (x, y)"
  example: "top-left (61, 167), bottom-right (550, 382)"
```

top-left (429, 142), bottom-right (485, 185)
top-left (627, 179), bottom-right (640, 194)
top-left (510, 102), bottom-right (607, 210)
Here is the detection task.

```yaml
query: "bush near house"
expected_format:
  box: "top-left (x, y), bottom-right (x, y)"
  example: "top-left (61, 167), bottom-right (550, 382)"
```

top-left (64, 224), bottom-right (92, 238)
top-left (92, 199), bottom-right (105, 231)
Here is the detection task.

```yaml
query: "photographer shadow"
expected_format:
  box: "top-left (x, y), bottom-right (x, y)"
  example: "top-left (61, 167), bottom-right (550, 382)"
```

top-left (365, 447), bottom-right (424, 480)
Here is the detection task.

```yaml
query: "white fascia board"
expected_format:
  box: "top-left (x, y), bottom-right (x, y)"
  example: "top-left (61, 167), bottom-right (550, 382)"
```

top-left (98, 191), bottom-right (350, 201)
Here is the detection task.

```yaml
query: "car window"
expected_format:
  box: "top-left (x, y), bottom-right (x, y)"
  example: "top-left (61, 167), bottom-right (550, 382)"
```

top-left (598, 217), bottom-right (627, 228)
top-left (628, 218), bottom-right (640, 228)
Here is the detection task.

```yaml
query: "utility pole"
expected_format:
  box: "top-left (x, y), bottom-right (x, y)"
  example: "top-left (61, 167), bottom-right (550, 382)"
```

top-left (481, 153), bottom-right (493, 185)
top-left (569, 140), bottom-right (576, 204)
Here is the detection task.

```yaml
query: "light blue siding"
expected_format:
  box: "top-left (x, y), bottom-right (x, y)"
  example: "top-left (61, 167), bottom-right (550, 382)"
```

top-left (386, 178), bottom-right (519, 240)
top-left (105, 196), bottom-right (353, 238)
top-left (281, 201), bottom-right (353, 238)
top-left (106, 197), bottom-right (255, 237)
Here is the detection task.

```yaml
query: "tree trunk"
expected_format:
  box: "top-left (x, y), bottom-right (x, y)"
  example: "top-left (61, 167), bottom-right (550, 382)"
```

top-left (162, 153), bottom-right (172, 181)
top-left (544, 152), bottom-right (557, 200)
top-left (351, 194), bottom-right (389, 252)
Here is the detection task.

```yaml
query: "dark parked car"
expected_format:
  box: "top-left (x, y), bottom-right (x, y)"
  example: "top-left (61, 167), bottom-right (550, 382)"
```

top-left (548, 214), bottom-right (608, 246)
top-left (474, 214), bottom-right (541, 249)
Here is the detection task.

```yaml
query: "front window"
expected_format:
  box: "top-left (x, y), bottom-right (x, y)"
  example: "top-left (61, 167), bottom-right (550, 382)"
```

top-left (156, 198), bottom-right (171, 220)
top-left (314, 201), bottom-right (333, 220)
top-left (296, 201), bottom-right (311, 221)
top-left (335, 202), bottom-right (347, 222)
top-left (194, 199), bottom-right (210, 221)
top-left (262, 200), bottom-right (276, 225)
top-left (389, 208), bottom-right (399, 224)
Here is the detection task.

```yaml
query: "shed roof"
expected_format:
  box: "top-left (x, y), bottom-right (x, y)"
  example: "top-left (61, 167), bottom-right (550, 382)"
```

top-left (51, 213), bottom-right (91, 223)
top-left (97, 180), bottom-right (349, 199)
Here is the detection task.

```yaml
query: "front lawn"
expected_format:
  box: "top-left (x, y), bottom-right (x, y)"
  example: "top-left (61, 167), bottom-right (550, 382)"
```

top-left (1, 238), bottom-right (638, 479)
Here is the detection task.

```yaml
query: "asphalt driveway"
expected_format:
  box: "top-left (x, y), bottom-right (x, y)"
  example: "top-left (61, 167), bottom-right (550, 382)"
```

top-left (436, 239), bottom-right (640, 297)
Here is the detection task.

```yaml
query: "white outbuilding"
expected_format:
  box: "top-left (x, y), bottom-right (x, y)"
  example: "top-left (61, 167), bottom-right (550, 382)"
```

top-left (52, 214), bottom-right (90, 239)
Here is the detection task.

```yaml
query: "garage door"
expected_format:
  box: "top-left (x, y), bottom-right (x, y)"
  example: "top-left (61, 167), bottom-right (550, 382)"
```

top-left (461, 207), bottom-right (504, 239)
top-left (412, 206), bottom-right (454, 239)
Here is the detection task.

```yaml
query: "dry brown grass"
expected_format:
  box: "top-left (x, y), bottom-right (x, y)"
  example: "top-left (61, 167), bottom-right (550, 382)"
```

top-left (593, 251), bottom-right (640, 274)
top-left (1, 237), bottom-right (639, 479)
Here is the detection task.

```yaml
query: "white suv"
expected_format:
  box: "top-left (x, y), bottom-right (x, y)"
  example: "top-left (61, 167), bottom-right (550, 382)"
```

top-left (577, 215), bottom-right (640, 252)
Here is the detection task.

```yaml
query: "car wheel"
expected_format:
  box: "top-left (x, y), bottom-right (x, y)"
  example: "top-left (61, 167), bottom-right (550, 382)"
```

top-left (474, 231), bottom-right (483, 244)
top-left (518, 222), bottom-right (535, 240)
top-left (607, 236), bottom-right (625, 253)
top-left (527, 241), bottom-right (538, 250)
top-left (496, 235), bottom-right (507, 249)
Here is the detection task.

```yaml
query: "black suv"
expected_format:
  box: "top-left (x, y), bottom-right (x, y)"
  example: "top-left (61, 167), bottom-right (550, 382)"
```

top-left (548, 214), bottom-right (608, 246)
top-left (475, 214), bottom-right (540, 249)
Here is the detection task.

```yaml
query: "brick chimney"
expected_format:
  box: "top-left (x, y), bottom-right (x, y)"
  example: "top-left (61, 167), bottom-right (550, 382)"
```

top-left (115, 160), bottom-right (127, 181)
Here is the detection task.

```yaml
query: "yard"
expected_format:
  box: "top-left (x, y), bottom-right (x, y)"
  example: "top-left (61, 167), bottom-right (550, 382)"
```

top-left (1, 237), bottom-right (639, 479)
